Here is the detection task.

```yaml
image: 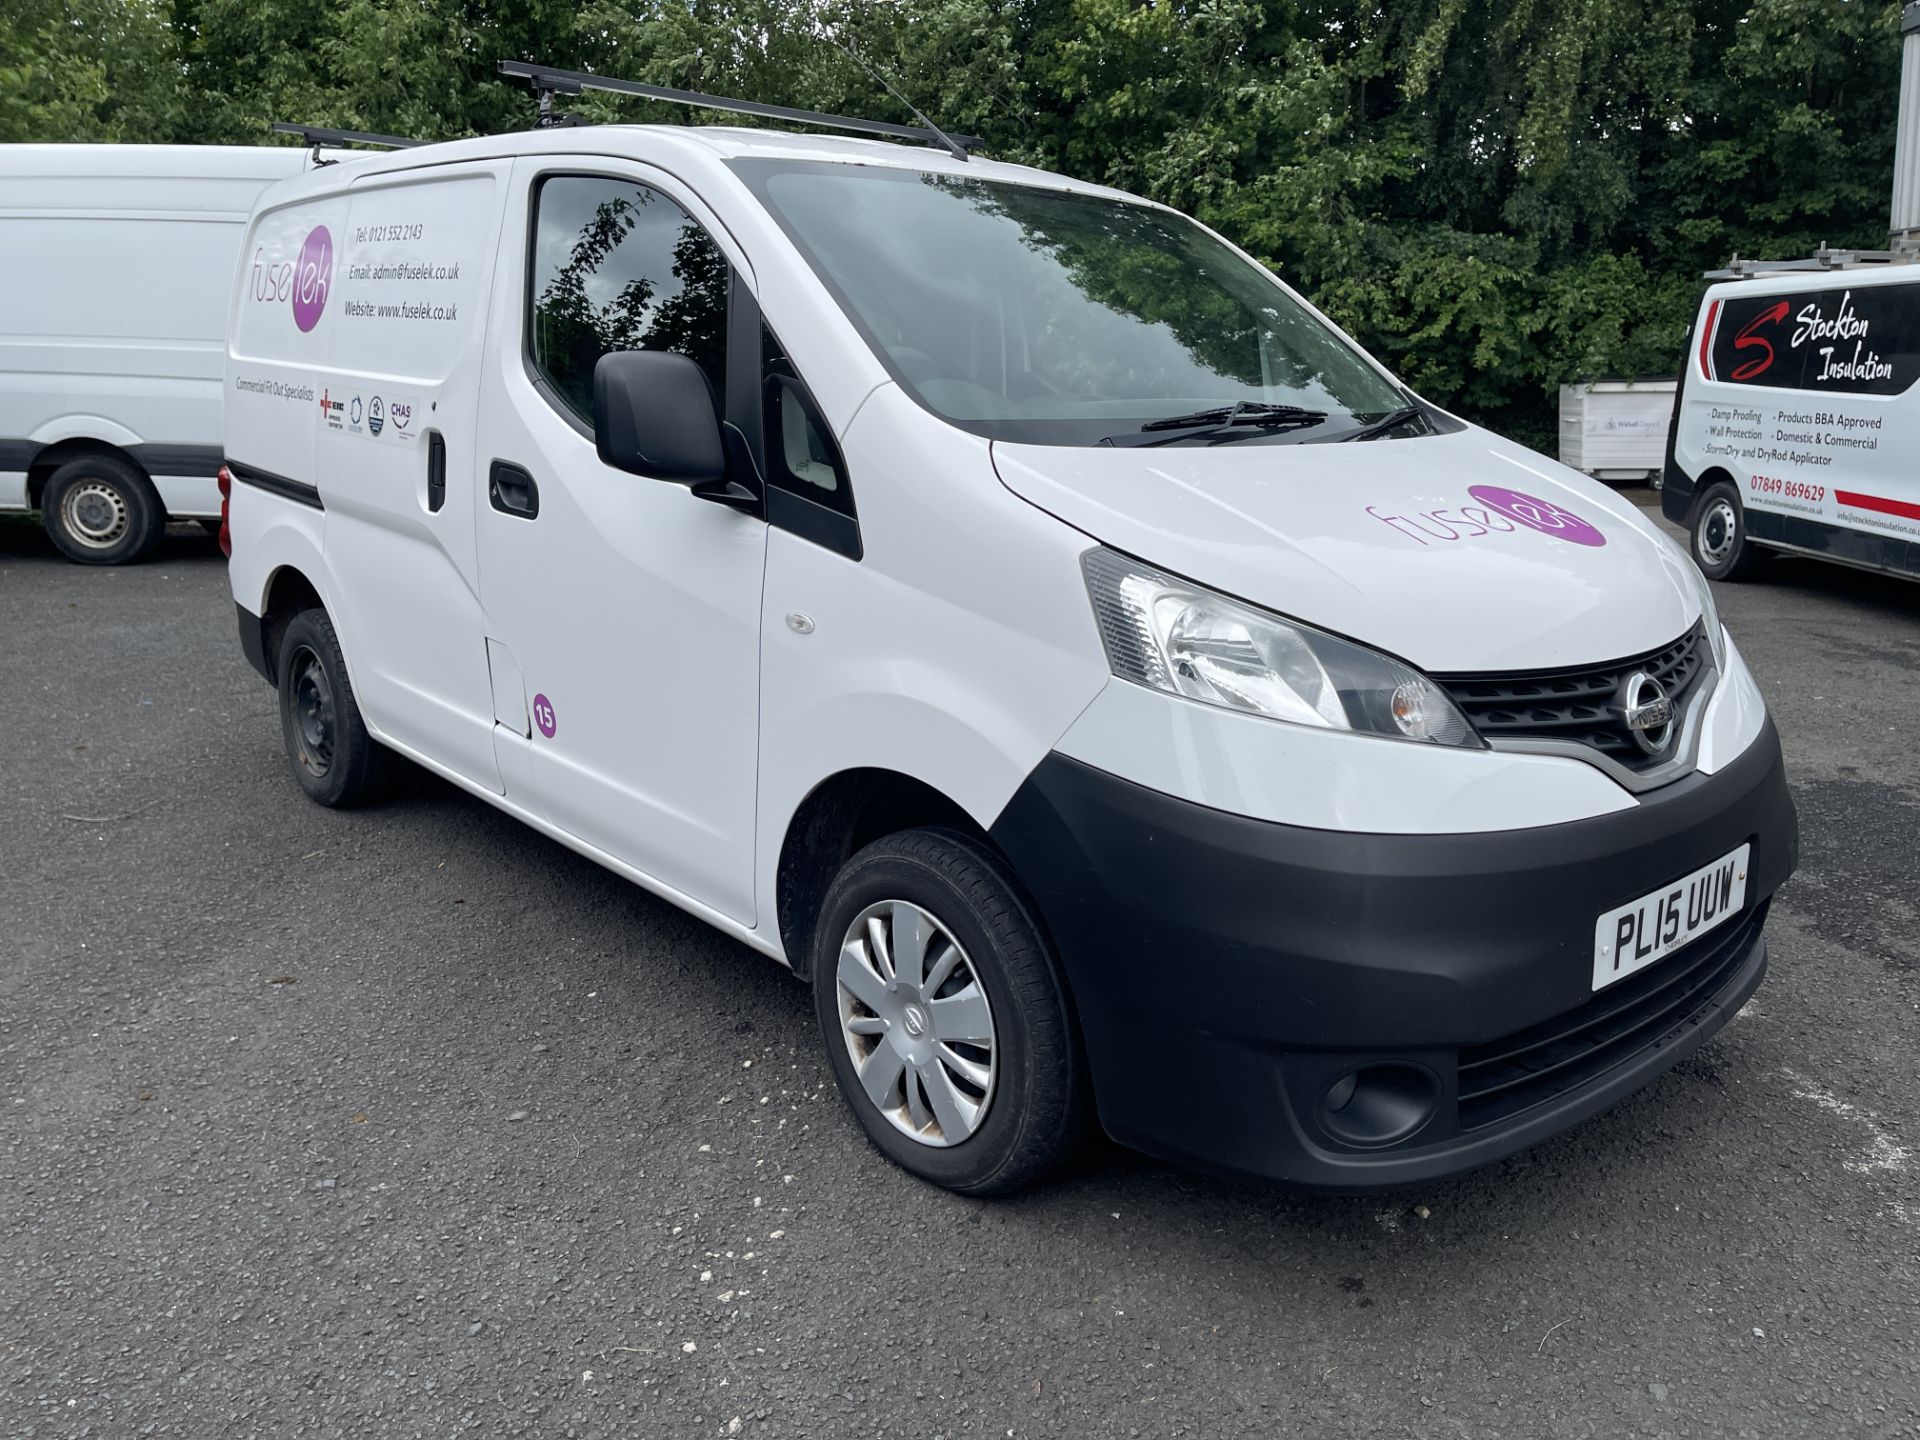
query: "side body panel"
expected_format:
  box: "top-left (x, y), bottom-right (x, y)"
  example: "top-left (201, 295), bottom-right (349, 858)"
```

top-left (753, 387), bottom-right (1112, 956)
top-left (317, 164), bottom-right (510, 791)
top-left (226, 181), bottom-right (346, 602)
top-left (227, 160), bottom-right (510, 792)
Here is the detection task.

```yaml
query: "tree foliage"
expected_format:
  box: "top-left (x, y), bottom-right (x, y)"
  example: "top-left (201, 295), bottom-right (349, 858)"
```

top-left (1, 0), bottom-right (1903, 444)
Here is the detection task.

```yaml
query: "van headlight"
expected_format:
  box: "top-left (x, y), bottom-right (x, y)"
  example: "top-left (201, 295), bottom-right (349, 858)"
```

top-left (1082, 548), bottom-right (1482, 747)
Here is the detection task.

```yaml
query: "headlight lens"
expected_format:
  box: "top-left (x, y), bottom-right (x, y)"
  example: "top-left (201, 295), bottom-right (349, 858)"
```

top-left (1082, 548), bottom-right (1481, 747)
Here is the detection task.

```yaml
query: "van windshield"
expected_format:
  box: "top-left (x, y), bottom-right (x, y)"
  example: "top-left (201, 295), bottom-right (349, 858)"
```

top-left (733, 159), bottom-right (1416, 446)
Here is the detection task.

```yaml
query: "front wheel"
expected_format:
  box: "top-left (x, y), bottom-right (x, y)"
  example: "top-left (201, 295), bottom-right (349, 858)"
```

top-left (1690, 480), bottom-right (1769, 582)
top-left (812, 827), bottom-right (1087, 1195)
top-left (276, 608), bottom-right (393, 807)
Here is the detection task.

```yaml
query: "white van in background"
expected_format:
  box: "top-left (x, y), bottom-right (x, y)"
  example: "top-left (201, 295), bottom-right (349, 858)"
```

top-left (1666, 262), bottom-right (1920, 583)
top-left (224, 119), bottom-right (1797, 1195)
top-left (0, 145), bottom-right (315, 563)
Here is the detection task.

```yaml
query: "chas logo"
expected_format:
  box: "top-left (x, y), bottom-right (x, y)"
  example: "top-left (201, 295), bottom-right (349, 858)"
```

top-left (252, 225), bottom-right (334, 333)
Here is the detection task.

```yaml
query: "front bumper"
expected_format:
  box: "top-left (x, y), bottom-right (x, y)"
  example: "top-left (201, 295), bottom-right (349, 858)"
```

top-left (988, 717), bottom-right (1798, 1190)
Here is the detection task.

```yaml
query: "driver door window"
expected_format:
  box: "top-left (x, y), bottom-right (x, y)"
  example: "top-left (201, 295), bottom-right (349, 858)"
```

top-left (528, 175), bottom-right (729, 424)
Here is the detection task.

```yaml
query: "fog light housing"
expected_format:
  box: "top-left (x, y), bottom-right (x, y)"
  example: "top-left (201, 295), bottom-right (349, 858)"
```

top-left (1320, 1063), bottom-right (1440, 1148)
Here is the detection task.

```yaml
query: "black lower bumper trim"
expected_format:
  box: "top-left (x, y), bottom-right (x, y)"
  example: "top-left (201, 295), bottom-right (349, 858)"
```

top-left (988, 717), bottom-right (1797, 1189)
top-left (236, 602), bottom-right (272, 684)
top-left (129, 443), bottom-right (225, 478)
top-left (1455, 902), bottom-right (1766, 1131)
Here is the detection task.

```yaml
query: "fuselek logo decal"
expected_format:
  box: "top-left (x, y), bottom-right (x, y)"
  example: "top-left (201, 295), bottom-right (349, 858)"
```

top-left (251, 225), bottom-right (334, 334)
top-left (1369, 486), bottom-right (1607, 548)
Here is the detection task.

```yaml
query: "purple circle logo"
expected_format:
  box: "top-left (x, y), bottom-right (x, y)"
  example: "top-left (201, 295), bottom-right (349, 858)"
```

top-left (532, 693), bottom-right (557, 739)
top-left (1467, 485), bottom-right (1606, 547)
top-left (290, 226), bottom-right (333, 333)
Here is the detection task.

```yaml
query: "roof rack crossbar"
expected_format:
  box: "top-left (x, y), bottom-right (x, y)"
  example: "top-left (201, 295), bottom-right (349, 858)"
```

top-left (496, 61), bottom-right (983, 153)
top-left (271, 122), bottom-right (427, 151)
top-left (1704, 244), bottom-right (1920, 279)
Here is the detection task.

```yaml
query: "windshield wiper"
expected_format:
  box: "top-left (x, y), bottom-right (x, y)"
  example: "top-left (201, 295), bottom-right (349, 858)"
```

top-left (1334, 404), bottom-right (1426, 442)
top-left (1138, 400), bottom-right (1329, 432)
top-left (1101, 400), bottom-right (1331, 447)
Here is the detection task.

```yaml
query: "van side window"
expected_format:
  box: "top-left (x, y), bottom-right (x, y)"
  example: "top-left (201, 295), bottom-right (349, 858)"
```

top-left (528, 176), bottom-right (729, 422)
top-left (762, 325), bottom-right (854, 518)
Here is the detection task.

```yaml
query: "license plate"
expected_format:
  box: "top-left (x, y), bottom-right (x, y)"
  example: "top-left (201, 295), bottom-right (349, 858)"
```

top-left (1592, 844), bottom-right (1750, 992)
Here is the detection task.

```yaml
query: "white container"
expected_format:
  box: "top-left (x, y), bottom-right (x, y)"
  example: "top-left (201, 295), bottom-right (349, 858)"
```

top-left (1559, 379), bottom-right (1677, 481)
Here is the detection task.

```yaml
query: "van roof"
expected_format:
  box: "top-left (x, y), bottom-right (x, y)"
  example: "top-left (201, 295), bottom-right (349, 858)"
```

top-left (0, 144), bottom-right (315, 182)
top-left (1705, 258), bottom-right (1920, 299)
top-left (296, 122), bottom-right (1137, 203)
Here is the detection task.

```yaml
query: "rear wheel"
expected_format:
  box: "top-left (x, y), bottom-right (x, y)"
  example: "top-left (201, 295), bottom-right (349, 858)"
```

top-left (811, 827), bottom-right (1086, 1195)
top-left (41, 455), bottom-right (165, 566)
top-left (276, 608), bottom-right (393, 807)
top-left (1690, 480), bottom-right (1769, 582)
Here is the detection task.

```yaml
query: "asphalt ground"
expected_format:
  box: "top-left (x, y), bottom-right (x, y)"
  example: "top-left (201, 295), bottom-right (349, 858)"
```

top-left (4, 506), bottom-right (1918, 1439)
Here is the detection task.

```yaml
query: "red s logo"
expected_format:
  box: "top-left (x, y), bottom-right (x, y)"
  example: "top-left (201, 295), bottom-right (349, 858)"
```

top-left (1731, 301), bottom-right (1789, 381)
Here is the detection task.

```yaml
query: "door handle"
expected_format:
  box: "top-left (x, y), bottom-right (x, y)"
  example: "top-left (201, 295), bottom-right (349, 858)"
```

top-left (488, 460), bottom-right (539, 519)
top-left (426, 431), bottom-right (446, 513)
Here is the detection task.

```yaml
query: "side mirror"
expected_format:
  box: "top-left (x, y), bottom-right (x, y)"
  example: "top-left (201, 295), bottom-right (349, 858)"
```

top-left (592, 350), bottom-right (726, 485)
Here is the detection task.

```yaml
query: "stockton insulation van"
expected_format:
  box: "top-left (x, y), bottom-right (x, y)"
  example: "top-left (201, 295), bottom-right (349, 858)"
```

top-left (0, 144), bottom-right (318, 563)
top-left (1666, 264), bottom-right (1920, 583)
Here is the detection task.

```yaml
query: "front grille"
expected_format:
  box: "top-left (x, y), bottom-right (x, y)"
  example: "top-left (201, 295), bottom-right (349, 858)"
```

top-left (1437, 623), bottom-right (1710, 772)
top-left (1456, 901), bottom-right (1766, 1131)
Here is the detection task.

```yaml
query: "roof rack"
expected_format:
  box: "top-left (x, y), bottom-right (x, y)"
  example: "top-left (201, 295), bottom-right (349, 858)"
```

top-left (496, 60), bottom-right (982, 159)
top-left (1705, 244), bottom-right (1920, 280)
top-left (272, 122), bottom-right (427, 165)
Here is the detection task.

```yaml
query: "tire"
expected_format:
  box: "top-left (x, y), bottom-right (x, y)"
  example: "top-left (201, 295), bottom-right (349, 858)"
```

top-left (1689, 480), bottom-right (1769, 582)
top-left (41, 455), bottom-right (166, 566)
top-left (811, 826), bottom-right (1087, 1195)
top-left (275, 607), bottom-right (393, 808)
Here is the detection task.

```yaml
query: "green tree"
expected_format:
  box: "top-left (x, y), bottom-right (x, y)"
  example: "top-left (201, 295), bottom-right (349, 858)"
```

top-left (0, 0), bottom-right (179, 144)
top-left (0, 0), bottom-right (1907, 446)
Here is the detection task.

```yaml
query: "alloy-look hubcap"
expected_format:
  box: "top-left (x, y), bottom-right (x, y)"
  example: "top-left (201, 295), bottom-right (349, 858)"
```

top-left (835, 899), bottom-right (998, 1147)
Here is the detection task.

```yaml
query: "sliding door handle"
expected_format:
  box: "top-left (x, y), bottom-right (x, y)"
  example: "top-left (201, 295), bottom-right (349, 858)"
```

top-left (426, 431), bottom-right (447, 513)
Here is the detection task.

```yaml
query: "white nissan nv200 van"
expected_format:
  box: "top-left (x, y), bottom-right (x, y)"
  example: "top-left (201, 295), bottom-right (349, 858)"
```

top-left (224, 122), bottom-right (1798, 1194)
